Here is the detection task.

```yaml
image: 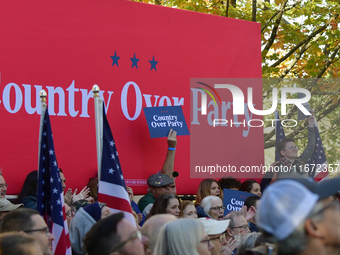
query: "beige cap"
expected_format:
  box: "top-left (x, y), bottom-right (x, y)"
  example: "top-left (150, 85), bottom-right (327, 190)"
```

top-left (0, 199), bottom-right (23, 212)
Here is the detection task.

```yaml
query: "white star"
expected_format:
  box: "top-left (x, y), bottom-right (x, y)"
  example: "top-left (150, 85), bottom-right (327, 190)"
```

top-left (121, 175), bottom-right (124, 180)
top-left (42, 144), bottom-right (46, 148)
top-left (50, 177), bottom-right (54, 183)
top-left (111, 154), bottom-right (115, 160)
top-left (280, 133), bottom-right (282, 135)
top-left (60, 211), bottom-right (63, 216)
top-left (317, 138), bottom-right (320, 140)
top-left (44, 120), bottom-right (46, 123)
top-left (110, 141), bottom-right (115, 146)
top-left (58, 178), bottom-right (61, 182)
top-left (53, 161), bottom-right (57, 166)
top-left (42, 180), bottom-right (45, 185)
top-left (43, 132), bottom-right (46, 136)
top-left (319, 156), bottom-right (322, 159)
top-left (42, 156), bottom-right (45, 161)
top-left (49, 150), bottom-right (54, 155)
top-left (116, 151), bottom-right (118, 156)
top-left (42, 192), bottom-right (44, 197)
top-left (56, 199), bottom-right (61, 205)
top-left (116, 164), bottom-right (120, 170)
top-left (42, 168), bottom-right (45, 173)
top-left (41, 204), bottom-right (44, 208)
top-left (108, 168), bottom-right (114, 174)
top-left (316, 143), bottom-right (319, 146)
top-left (53, 188), bottom-right (58, 194)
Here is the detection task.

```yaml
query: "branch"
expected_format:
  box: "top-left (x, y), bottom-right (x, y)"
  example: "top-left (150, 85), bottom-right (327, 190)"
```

top-left (318, 97), bottom-right (340, 120)
top-left (279, 32), bottom-right (323, 78)
top-left (252, 0), bottom-right (257, 22)
top-left (316, 41), bottom-right (340, 79)
top-left (270, 14), bottom-right (339, 68)
top-left (261, 0), bottom-right (303, 33)
top-left (262, 0), bottom-right (289, 59)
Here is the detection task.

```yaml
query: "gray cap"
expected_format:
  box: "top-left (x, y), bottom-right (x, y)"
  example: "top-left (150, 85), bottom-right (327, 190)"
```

top-left (147, 174), bottom-right (174, 187)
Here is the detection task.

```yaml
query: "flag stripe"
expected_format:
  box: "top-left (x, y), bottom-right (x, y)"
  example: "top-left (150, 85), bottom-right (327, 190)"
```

top-left (99, 193), bottom-right (133, 213)
top-left (99, 181), bottom-right (130, 201)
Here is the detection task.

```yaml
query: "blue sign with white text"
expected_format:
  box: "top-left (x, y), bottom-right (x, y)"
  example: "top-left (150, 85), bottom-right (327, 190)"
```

top-left (223, 189), bottom-right (258, 215)
top-left (143, 106), bottom-right (190, 138)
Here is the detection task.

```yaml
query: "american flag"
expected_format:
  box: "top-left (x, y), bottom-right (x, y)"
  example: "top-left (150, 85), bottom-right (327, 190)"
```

top-left (37, 108), bottom-right (72, 255)
top-left (97, 103), bottom-right (135, 224)
top-left (275, 110), bottom-right (286, 161)
top-left (307, 124), bottom-right (329, 182)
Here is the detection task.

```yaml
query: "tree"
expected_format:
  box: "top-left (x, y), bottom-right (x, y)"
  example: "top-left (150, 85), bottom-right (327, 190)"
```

top-left (132, 0), bottom-right (340, 170)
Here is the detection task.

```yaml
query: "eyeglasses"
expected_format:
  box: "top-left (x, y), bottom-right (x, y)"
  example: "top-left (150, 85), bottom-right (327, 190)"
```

top-left (201, 238), bottom-right (213, 248)
top-left (66, 206), bottom-right (76, 217)
top-left (167, 184), bottom-right (176, 189)
top-left (310, 199), bottom-right (340, 217)
top-left (209, 231), bottom-right (227, 243)
top-left (230, 225), bottom-right (250, 231)
top-left (24, 227), bottom-right (50, 236)
top-left (111, 230), bottom-right (142, 252)
top-left (285, 146), bottom-right (298, 151)
top-left (0, 183), bottom-right (8, 189)
top-left (210, 206), bottom-right (226, 211)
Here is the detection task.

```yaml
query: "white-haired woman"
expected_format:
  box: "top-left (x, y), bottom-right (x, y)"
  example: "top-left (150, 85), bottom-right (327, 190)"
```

top-left (201, 195), bottom-right (225, 220)
top-left (153, 218), bottom-right (214, 255)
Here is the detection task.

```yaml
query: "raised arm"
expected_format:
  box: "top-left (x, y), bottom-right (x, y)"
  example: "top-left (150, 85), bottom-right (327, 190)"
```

top-left (160, 129), bottom-right (177, 178)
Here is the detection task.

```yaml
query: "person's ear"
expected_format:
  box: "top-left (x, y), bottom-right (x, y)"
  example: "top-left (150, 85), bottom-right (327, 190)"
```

top-left (227, 228), bottom-right (233, 237)
top-left (280, 150), bottom-right (286, 157)
top-left (305, 219), bottom-right (323, 238)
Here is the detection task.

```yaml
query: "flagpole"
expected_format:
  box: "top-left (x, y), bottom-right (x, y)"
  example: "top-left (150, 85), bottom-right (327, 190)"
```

top-left (38, 90), bottom-right (47, 174)
top-left (93, 85), bottom-right (103, 181)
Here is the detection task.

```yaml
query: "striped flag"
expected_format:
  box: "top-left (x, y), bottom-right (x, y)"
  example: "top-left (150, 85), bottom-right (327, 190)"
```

top-left (37, 108), bottom-right (72, 255)
top-left (307, 124), bottom-right (329, 182)
top-left (97, 103), bottom-right (135, 224)
top-left (275, 110), bottom-right (286, 161)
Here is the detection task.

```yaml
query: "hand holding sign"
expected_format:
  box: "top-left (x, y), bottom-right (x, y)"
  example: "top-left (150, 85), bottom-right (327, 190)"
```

top-left (167, 129), bottom-right (177, 148)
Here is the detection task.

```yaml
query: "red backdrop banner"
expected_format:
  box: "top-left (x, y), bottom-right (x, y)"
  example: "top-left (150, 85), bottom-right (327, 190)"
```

top-left (0, 0), bottom-right (263, 195)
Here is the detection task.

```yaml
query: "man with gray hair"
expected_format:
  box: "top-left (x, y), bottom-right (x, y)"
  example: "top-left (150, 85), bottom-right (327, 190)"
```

top-left (141, 214), bottom-right (176, 254)
top-left (0, 172), bottom-right (8, 199)
top-left (224, 211), bottom-right (250, 254)
top-left (256, 177), bottom-right (340, 255)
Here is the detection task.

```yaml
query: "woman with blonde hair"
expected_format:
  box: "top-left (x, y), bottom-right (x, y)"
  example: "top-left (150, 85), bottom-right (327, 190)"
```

top-left (153, 218), bottom-right (214, 255)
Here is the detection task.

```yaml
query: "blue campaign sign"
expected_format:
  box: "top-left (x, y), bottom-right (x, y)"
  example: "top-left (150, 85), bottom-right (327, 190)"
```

top-left (143, 106), bottom-right (190, 138)
top-left (223, 189), bottom-right (258, 215)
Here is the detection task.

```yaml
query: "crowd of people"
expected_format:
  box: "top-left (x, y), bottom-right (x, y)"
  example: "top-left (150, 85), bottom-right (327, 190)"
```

top-left (0, 115), bottom-right (339, 255)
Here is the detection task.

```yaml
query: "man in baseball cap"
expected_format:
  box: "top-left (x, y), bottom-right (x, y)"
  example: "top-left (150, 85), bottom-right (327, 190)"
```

top-left (256, 176), bottom-right (340, 255)
top-left (199, 218), bottom-right (237, 255)
top-left (138, 173), bottom-right (174, 214)
top-left (0, 199), bottom-right (23, 220)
